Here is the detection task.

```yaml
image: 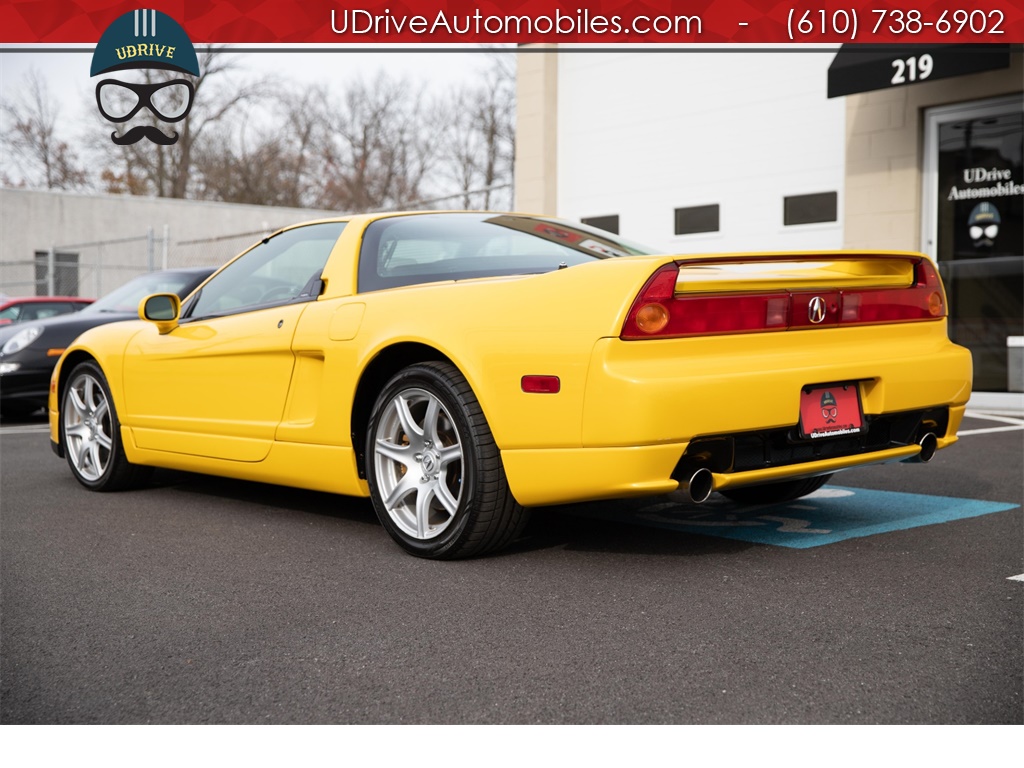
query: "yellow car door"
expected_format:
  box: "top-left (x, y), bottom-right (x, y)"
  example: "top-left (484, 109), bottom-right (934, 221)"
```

top-left (120, 221), bottom-right (347, 462)
top-left (122, 303), bottom-right (308, 461)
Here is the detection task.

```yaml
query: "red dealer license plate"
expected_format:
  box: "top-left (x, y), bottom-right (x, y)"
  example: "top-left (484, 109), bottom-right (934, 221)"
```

top-left (799, 383), bottom-right (864, 440)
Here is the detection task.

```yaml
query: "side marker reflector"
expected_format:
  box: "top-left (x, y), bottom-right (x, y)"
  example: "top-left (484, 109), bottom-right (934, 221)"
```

top-left (521, 375), bottom-right (560, 394)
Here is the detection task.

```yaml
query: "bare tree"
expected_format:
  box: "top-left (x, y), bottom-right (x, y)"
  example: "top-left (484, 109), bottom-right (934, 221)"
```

top-left (316, 73), bottom-right (434, 212)
top-left (95, 48), bottom-right (264, 198)
top-left (435, 54), bottom-right (515, 210)
top-left (475, 53), bottom-right (516, 209)
top-left (436, 88), bottom-right (483, 210)
top-left (193, 86), bottom-right (327, 208)
top-left (1, 68), bottom-right (87, 190)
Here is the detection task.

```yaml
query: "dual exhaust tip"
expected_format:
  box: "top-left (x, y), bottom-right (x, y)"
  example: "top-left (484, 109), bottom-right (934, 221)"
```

top-left (680, 467), bottom-right (715, 504)
top-left (900, 432), bottom-right (937, 464)
top-left (681, 433), bottom-right (938, 502)
top-left (912, 432), bottom-right (938, 463)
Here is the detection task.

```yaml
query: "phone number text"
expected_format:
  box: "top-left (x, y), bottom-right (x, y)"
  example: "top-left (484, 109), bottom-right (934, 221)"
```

top-left (787, 8), bottom-right (1006, 41)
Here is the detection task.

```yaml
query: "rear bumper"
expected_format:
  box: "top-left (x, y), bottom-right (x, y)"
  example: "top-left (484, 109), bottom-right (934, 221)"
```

top-left (581, 323), bottom-right (972, 447)
top-left (502, 407), bottom-right (963, 507)
top-left (501, 323), bottom-right (971, 507)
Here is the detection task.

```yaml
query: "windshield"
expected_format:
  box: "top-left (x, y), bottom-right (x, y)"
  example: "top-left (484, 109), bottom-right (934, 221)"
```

top-left (82, 271), bottom-right (205, 314)
top-left (358, 213), bottom-right (659, 292)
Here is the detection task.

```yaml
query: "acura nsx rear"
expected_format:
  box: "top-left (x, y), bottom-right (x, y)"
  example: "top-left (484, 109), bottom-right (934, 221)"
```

top-left (48, 212), bottom-right (971, 559)
top-left (500, 251), bottom-right (971, 508)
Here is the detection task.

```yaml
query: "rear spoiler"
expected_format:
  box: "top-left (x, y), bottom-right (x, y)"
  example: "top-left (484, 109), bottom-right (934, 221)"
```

top-left (673, 252), bottom-right (921, 294)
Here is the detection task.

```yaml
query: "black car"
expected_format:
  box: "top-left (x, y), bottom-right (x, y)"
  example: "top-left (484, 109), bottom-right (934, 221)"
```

top-left (0, 267), bottom-right (214, 418)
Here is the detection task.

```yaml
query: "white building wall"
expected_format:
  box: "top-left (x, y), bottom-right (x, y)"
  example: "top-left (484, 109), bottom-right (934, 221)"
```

top-left (556, 49), bottom-right (846, 254)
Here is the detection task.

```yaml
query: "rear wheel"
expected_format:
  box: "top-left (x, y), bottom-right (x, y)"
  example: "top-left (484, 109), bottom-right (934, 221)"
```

top-left (721, 474), bottom-right (832, 505)
top-left (61, 361), bottom-right (148, 491)
top-left (366, 361), bottom-right (528, 559)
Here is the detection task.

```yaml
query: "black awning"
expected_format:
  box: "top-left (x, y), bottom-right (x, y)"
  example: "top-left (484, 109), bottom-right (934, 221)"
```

top-left (827, 44), bottom-right (1011, 98)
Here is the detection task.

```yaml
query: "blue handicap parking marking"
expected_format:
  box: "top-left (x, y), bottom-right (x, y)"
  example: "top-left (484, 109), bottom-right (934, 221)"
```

top-left (616, 487), bottom-right (1020, 549)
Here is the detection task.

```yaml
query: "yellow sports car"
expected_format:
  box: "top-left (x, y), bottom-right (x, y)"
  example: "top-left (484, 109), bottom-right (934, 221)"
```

top-left (49, 212), bottom-right (972, 558)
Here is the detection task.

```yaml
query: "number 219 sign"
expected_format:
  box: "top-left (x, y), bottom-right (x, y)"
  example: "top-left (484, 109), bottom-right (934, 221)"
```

top-left (892, 54), bottom-right (934, 85)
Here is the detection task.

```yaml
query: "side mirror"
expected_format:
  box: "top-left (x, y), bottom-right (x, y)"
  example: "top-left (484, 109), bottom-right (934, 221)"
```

top-left (139, 293), bottom-right (180, 334)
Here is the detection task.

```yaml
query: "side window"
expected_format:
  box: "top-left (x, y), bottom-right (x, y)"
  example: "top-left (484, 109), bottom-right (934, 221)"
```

top-left (26, 303), bottom-right (73, 320)
top-left (186, 222), bottom-right (345, 319)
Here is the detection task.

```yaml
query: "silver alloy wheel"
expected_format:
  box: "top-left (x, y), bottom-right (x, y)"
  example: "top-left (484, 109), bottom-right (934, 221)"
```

top-left (372, 387), bottom-right (464, 540)
top-left (63, 370), bottom-right (114, 482)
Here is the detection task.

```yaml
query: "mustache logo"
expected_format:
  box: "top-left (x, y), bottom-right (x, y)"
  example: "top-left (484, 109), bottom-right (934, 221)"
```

top-left (111, 125), bottom-right (179, 145)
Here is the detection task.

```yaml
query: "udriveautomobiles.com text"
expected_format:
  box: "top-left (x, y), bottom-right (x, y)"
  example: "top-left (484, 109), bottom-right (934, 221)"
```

top-left (330, 8), bottom-right (703, 36)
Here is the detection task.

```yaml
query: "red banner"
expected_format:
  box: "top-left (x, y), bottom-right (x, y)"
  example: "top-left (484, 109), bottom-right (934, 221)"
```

top-left (2, 0), bottom-right (1023, 44)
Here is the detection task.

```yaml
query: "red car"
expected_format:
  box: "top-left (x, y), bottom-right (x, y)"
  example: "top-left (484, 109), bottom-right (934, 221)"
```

top-left (0, 296), bottom-right (94, 326)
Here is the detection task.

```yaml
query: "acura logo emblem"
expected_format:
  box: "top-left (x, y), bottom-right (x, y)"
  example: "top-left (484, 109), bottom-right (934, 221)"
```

top-left (808, 296), bottom-right (827, 324)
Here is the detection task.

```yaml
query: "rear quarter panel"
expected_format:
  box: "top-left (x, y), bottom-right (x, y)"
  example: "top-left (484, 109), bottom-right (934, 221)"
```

top-left (321, 254), bottom-right (672, 450)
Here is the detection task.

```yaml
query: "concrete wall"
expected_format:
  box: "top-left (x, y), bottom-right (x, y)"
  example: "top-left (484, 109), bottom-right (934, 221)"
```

top-left (0, 189), bottom-right (336, 298)
top-left (514, 46), bottom-right (559, 216)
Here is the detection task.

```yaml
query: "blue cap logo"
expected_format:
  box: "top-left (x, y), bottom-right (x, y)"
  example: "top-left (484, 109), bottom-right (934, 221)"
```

top-left (91, 9), bottom-right (199, 77)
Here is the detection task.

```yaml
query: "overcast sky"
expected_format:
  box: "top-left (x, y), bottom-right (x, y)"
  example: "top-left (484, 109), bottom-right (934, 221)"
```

top-left (1, 44), bottom-right (509, 102)
top-left (0, 45), bottom-right (512, 185)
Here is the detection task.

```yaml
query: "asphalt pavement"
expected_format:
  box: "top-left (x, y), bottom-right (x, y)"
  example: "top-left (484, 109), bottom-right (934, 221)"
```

top-left (1, 410), bottom-right (1021, 724)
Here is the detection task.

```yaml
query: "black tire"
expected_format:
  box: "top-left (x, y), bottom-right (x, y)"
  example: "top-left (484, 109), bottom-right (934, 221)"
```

top-left (365, 361), bottom-right (529, 559)
top-left (721, 473), bottom-right (833, 505)
top-left (60, 361), bottom-right (149, 491)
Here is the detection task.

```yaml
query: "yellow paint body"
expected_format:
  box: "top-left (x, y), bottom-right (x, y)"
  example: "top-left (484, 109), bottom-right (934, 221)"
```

top-left (49, 214), bottom-right (973, 507)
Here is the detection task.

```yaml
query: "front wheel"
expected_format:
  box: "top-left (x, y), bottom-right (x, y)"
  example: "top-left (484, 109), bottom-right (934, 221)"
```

top-left (366, 361), bottom-right (528, 559)
top-left (720, 474), bottom-right (832, 505)
top-left (61, 361), bottom-right (148, 491)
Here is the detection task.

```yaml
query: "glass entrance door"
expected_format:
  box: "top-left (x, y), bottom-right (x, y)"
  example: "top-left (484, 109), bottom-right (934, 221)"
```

top-left (923, 96), bottom-right (1023, 393)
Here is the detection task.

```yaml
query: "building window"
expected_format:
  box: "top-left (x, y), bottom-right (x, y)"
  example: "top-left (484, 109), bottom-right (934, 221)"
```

top-left (33, 251), bottom-right (80, 296)
top-left (783, 192), bottom-right (838, 226)
top-left (581, 215), bottom-right (619, 234)
top-left (674, 204), bottom-right (720, 235)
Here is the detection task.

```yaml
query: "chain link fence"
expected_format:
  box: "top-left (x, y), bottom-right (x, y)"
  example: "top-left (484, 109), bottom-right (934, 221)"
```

top-left (0, 225), bottom-right (276, 300)
top-left (0, 183), bottom-right (512, 300)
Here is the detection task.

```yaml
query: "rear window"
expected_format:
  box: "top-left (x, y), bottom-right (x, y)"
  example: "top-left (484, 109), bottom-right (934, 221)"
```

top-left (358, 213), bottom-right (656, 292)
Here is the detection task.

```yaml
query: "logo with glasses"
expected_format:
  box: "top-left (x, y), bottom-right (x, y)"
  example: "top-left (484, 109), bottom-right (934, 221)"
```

top-left (967, 202), bottom-right (1001, 249)
top-left (820, 390), bottom-right (838, 424)
top-left (90, 9), bottom-right (200, 145)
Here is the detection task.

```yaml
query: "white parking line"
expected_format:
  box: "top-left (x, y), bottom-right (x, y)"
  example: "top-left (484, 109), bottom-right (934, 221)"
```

top-left (0, 425), bottom-right (50, 436)
top-left (960, 410), bottom-right (1024, 436)
top-left (1009, 574), bottom-right (1024, 582)
top-left (958, 425), bottom-right (1024, 436)
top-left (964, 410), bottom-right (1024, 426)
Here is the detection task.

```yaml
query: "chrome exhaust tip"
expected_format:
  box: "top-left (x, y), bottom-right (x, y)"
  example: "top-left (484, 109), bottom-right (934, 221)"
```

top-left (902, 433), bottom-right (939, 464)
top-left (917, 432), bottom-right (938, 463)
top-left (682, 467), bottom-right (715, 504)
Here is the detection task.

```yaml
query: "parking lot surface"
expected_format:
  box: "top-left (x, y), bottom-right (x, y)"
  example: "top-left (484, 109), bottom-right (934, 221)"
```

top-left (1, 410), bottom-right (1021, 724)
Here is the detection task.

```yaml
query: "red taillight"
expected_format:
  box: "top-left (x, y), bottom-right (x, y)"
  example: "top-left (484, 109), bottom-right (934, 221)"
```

top-left (840, 259), bottom-right (946, 324)
top-left (621, 259), bottom-right (947, 339)
top-left (668, 294), bottom-right (791, 336)
top-left (623, 265), bottom-right (789, 339)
